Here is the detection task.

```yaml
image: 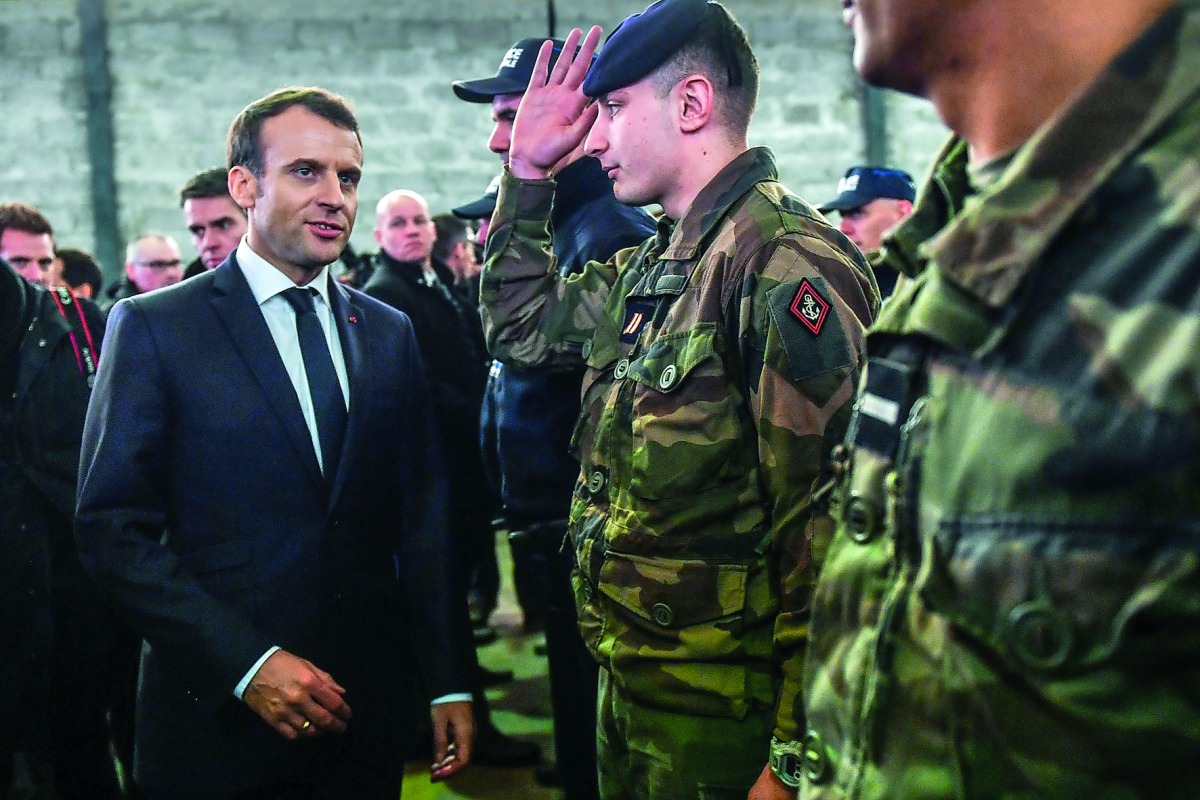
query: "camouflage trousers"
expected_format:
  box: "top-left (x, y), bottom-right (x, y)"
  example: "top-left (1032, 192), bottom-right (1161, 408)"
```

top-left (596, 667), bottom-right (774, 800)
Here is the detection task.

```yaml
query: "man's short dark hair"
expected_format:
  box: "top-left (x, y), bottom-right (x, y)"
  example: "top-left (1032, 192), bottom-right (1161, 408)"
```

top-left (650, 2), bottom-right (760, 140)
top-left (57, 246), bottom-right (104, 297)
top-left (0, 201), bottom-right (54, 243)
top-left (432, 213), bottom-right (470, 263)
top-left (179, 167), bottom-right (237, 207)
top-left (226, 86), bottom-right (361, 179)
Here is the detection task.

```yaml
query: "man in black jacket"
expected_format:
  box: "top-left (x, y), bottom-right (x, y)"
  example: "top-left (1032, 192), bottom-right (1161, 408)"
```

top-left (0, 258), bottom-right (117, 799)
top-left (362, 188), bottom-right (539, 768)
top-left (452, 37), bottom-right (656, 798)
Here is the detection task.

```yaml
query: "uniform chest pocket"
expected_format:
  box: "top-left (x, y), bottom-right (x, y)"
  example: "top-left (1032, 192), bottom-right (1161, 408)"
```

top-left (625, 325), bottom-right (744, 500)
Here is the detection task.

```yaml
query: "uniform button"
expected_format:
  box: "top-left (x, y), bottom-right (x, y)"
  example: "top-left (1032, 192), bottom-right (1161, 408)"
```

top-left (651, 603), bottom-right (674, 626)
top-left (845, 493), bottom-right (879, 543)
top-left (614, 359), bottom-right (630, 379)
top-left (884, 470), bottom-right (903, 496)
top-left (1006, 601), bottom-right (1073, 669)
top-left (657, 364), bottom-right (677, 390)
top-left (801, 731), bottom-right (831, 784)
top-left (581, 340), bottom-right (593, 359)
top-left (587, 470), bottom-right (606, 494)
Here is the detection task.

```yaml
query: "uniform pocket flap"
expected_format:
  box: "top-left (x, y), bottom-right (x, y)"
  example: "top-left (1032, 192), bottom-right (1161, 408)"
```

top-left (597, 550), bottom-right (747, 628)
top-left (626, 325), bottom-right (718, 395)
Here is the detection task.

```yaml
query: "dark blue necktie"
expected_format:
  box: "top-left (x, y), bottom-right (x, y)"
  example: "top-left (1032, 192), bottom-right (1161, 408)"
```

top-left (282, 287), bottom-right (347, 478)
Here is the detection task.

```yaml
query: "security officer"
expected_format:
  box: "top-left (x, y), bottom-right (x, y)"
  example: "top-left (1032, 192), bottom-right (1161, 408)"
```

top-left (479, 2), bottom-right (878, 797)
top-left (816, 166), bottom-right (915, 298)
top-left (801, 0), bottom-right (1200, 798)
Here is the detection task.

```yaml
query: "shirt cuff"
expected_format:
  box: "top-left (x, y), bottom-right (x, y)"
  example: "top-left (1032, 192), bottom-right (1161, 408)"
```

top-left (431, 693), bottom-right (472, 705)
top-left (234, 646), bottom-right (281, 699)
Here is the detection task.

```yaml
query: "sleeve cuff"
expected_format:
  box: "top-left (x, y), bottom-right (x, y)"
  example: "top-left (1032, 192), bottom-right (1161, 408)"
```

top-left (233, 645), bottom-right (281, 699)
top-left (430, 693), bottom-right (472, 705)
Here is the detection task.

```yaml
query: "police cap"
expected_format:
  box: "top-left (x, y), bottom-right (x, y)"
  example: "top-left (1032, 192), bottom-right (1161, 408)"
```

top-left (817, 166), bottom-right (916, 213)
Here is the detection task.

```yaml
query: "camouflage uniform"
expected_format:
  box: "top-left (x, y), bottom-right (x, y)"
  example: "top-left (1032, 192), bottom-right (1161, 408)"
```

top-left (482, 147), bottom-right (877, 797)
top-left (801, 4), bottom-right (1200, 798)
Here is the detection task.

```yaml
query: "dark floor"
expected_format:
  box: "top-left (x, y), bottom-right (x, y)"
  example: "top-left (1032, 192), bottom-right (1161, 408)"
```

top-left (401, 534), bottom-right (560, 800)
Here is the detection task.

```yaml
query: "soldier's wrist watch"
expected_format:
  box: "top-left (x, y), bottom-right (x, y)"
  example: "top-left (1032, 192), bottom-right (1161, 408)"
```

top-left (769, 736), bottom-right (804, 788)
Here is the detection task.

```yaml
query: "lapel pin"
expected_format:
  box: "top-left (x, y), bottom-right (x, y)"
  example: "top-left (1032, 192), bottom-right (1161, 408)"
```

top-left (348, 315), bottom-right (358, 324)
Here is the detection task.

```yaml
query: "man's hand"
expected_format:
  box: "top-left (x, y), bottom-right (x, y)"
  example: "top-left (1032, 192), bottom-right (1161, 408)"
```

top-left (749, 763), bottom-right (796, 800)
top-left (429, 700), bottom-right (473, 782)
top-left (508, 26), bottom-right (604, 180)
top-left (242, 650), bottom-right (351, 741)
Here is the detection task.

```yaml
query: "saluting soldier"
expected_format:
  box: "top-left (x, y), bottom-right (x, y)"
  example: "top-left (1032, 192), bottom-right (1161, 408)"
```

top-left (478, 1), bottom-right (878, 797)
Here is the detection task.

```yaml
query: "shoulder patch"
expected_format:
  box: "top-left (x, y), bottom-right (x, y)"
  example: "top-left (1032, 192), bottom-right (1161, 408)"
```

top-left (766, 277), bottom-right (856, 398)
top-left (789, 278), bottom-right (830, 335)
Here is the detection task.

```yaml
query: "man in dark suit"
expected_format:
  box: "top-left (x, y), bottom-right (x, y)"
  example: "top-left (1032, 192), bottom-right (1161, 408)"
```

top-left (75, 86), bottom-right (475, 800)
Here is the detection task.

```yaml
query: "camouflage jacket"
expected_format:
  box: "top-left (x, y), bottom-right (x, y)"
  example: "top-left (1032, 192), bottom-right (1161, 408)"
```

top-left (802, 4), bottom-right (1200, 798)
top-left (481, 147), bottom-right (877, 739)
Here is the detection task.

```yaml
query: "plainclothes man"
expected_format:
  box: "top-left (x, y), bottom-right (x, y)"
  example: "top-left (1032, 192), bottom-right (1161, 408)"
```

top-left (76, 86), bottom-right (474, 799)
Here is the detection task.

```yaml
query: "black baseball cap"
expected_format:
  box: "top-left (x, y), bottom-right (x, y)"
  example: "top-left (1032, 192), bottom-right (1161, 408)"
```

top-left (452, 174), bottom-right (502, 220)
top-left (452, 38), bottom-right (568, 103)
top-left (817, 166), bottom-right (917, 213)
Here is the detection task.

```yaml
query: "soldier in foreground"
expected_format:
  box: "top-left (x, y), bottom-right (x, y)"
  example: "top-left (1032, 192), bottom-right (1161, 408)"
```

top-left (800, 0), bottom-right (1200, 797)
top-left (480, 2), bottom-right (877, 797)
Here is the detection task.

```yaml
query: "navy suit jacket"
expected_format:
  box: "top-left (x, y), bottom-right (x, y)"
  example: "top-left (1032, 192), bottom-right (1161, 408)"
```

top-left (76, 254), bottom-right (472, 794)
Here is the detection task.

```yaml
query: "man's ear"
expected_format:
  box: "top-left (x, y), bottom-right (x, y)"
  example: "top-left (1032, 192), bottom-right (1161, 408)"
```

top-left (677, 74), bottom-right (715, 134)
top-left (228, 165), bottom-right (258, 211)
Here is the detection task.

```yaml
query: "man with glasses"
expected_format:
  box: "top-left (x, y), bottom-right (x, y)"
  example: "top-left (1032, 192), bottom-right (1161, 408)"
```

top-left (101, 234), bottom-right (183, 310)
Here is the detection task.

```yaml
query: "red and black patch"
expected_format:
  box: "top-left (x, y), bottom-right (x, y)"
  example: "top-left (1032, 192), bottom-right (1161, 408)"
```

top-left (620, 300), bottom-right (655, 343)
top-left (789, 278), bottom-right (830, 336)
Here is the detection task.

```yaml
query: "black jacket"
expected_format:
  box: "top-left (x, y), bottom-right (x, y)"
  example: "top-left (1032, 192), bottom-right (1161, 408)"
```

top-left (480, 156), bottom-right (656, 524)
top-left (0, 263), bottom-right (104, 751)
top-left (362, 254), bottom-right (491, 469)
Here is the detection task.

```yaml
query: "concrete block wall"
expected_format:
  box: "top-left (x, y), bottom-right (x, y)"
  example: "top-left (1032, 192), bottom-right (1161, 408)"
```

top-left (0, 0), bottom-right (947, 276)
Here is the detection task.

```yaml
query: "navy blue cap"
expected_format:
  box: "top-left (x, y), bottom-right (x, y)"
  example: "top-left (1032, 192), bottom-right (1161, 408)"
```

top-left (451, 174), bottom-right (501, 220)
top-left (582, 0), bottom-right (710, 98)
top-left (453, 39), bottom-right (567, 103)
top-left (817, 166), bottom-right (916, 213)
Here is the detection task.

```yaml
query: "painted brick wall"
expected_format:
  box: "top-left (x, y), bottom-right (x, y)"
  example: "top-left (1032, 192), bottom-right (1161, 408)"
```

top-left (0, 0), bottom-right (948, 276)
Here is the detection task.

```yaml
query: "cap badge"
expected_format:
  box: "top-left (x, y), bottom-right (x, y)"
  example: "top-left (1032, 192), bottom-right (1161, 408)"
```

top-left (837, 174), bottom-right (860, 194)
top-left (500, 47), bottom-right (523, 69)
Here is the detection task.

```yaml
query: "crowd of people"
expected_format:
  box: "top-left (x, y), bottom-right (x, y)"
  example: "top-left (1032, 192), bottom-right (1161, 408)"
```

top-left (2, 0), bottom-right (1197, 798)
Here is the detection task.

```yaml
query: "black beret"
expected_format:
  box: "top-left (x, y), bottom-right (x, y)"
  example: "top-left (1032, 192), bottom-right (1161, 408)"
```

top-left (582, 0), bottom-right (710, 98)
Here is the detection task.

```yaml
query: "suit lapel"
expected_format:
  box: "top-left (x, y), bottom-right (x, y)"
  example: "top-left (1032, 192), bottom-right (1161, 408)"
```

top-left (210, 256), bottom-right (325, 493)
top-left (326, 279), bottom-right (371, 510)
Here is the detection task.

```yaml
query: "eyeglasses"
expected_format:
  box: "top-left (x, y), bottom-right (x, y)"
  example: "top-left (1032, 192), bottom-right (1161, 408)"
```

top-left (134, 259), bottom-right (182, 270)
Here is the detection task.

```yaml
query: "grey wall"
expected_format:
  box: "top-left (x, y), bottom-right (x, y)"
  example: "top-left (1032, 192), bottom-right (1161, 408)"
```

top-left (0, 0), bottom-right (949, 278)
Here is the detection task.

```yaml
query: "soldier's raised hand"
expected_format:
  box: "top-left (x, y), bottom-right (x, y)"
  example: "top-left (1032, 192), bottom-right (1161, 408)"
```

top-left (508, 26), bottom-right (603, 180)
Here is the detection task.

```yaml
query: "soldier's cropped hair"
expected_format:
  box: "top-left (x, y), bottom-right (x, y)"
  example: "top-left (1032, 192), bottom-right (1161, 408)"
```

top-left (0, 201), bottom-right (54, 242)
top-left (57, 247), bottom-right (104, 297)
top-left (650, 2), bottom-right (759, 140)
top-left (179, 167), bottom-right (241, 208)
top-left (432, 213), bottom-right (470, 263)
top-left (226, 86), bottom-right (360, 180)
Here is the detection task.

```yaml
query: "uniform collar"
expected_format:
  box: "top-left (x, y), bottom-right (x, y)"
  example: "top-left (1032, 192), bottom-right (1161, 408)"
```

top-left (659, 146), bottom-right (778, 262)
top-left (884, 0), bottom-right (1200, 309)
